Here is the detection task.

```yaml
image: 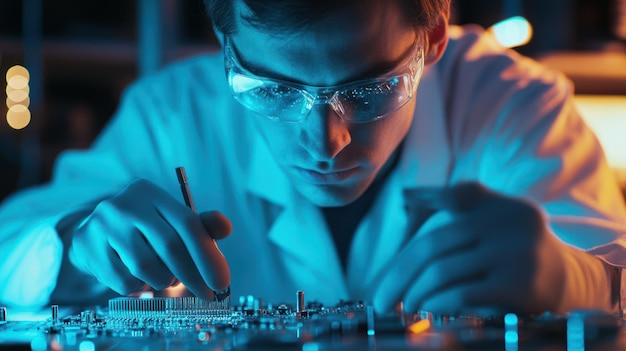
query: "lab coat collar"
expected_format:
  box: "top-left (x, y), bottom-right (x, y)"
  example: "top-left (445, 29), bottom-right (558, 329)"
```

top-left (246, 132), bottom-right (292, 207)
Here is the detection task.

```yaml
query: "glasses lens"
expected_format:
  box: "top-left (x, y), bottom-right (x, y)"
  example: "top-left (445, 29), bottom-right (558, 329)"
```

top-left (228, 70), bottom-right (308, 122)
top-left (337, 75), bottom-right (412, 122)
top-left (225, 41), bottom-right (422, 123)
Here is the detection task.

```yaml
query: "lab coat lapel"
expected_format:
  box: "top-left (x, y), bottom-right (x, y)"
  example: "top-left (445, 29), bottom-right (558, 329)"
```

top-left (267, 196), bottom-right (348, 302)
top-left (246, 134), bottom-right (348, 302)
top-left (347, 170), bottom-right (407, 300)
top-left (347, 65), bottom-right (453, 299)
top-left (398, 65), bottom-right (452, 188)
top-left (246, 134), bottom-right (290, 207)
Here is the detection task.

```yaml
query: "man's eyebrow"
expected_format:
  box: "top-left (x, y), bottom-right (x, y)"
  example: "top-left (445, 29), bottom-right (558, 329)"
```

top-left (235, 44), bottom-right (415, 86)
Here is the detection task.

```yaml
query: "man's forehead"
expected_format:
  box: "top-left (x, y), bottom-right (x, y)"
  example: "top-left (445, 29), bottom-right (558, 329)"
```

top-left (229, 1), bottom-right (417, 86)
top-left (229, 38), bottom-right (418, 87)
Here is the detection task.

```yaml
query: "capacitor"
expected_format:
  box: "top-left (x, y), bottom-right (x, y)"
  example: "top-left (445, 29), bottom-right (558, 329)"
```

top-left (296, 290), bottom-right (305, 313)
top-left (366, 305), bottom-right (375, 336)
top-left (246, 295), bottom-right (255, 309)
top-left (253, 298), bottom-right (262, 316)
top-left (238, 296), bottom-right (246, 311)
top-left (51, 305), bottom-right (59, 325)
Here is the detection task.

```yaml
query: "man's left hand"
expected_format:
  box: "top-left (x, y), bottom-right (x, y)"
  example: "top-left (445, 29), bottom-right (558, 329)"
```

top-left (373, 182), bottom-right (569, 316)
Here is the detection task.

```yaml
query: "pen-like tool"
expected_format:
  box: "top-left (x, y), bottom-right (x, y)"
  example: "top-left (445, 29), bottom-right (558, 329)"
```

top-left (175, 166), bottom-right (231, 303)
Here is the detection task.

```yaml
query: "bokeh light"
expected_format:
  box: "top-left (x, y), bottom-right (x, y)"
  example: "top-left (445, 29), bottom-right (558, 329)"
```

top-left (5, 65), bottom-right (31, 129)
top-left (7, 76), bottom-right (29, 90)
top-left (79, 340), bottom-right (96, 351)
top-left (407, 319), bottom-right (431, 335)
top-left (7, 104), bottom-right (32, 130)
top-left (6, 97), bottom-right (30, 109)
top-left (504, 313), bottom-right (518, 326)
top-left (489, 16), bottom-right (533, 48)
top-left (6, 83), bottom-right (30, 96)
top-left (7, 89), bottom-right (29, 103)
top-left (6, 65), bottom-right (30, 82)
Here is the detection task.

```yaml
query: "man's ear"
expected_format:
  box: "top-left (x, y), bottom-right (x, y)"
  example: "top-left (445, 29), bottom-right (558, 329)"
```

top-left (424, 12), bottom-right (450, 66)
top-left (212, 24), bottom-right (225, 47)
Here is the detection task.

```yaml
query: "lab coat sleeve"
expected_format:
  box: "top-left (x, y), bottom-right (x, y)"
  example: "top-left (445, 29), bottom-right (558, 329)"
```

top-left (483, 84), bottom-right (626, 311)
top-left (443, 26), bottom-right (626, 310)
top-left (0, 83), bottom-right (171, 308)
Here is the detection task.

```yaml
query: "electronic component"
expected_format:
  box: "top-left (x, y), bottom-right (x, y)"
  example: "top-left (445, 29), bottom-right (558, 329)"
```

top-left (0, 306), bottom-right (6, 324)
top-left (0, 292), bottom-right (624, 350)
top-left (108, 296), bottom-right (231, 320)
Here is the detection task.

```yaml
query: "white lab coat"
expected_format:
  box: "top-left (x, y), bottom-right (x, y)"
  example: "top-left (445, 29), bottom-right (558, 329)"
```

top-left (1, 25), bottom-right (626, 309)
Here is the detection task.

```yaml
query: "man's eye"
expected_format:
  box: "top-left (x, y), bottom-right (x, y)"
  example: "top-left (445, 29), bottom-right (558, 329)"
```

top-left (367, 78), bottom-right (400, 94)
top-left (254, 85), bottom-right (298, 98)
top-left (342, 80), bottom-right (398, 101)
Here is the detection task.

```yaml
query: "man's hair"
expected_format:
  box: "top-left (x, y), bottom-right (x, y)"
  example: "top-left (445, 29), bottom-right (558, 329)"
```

top-left (204, 0), bottom-right (450, 35)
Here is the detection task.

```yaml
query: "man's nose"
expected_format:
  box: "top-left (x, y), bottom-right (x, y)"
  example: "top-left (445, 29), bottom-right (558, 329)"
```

top-left (299, 103), bottom-right (351, 162)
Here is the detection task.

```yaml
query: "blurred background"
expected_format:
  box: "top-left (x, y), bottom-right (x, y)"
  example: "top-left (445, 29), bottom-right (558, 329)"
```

top-left (0, 0), bottom-right (625, 201)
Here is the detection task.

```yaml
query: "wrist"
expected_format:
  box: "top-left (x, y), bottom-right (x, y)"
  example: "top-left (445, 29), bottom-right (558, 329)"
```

top-left (557, 244), bottom-right (615, 313)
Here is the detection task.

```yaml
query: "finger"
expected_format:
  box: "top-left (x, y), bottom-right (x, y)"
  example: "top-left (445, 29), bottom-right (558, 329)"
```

top-left (137, 211), bottom-right (217, 300)
top-left (373, 217), bottom-right (479, 313)
top-left (151, 202), bottom-right (230, 290)
top-left (402, 247), bottom-right (490, 313)
top-left (108, 228), bottom-right (177, 291)
top-left (419, 263), bottom-right (530, 316)
top-left (98, 246), bottom-right (145, 295)
top-left (199, 211), bottom-right (232, 240)
top-left (112, 180), bottom-right (229, 295)
top-left (405, 182), bottom-right (493, 212)
top-left (420, 280), bottom-right (505, 316)
top-left (72, 211), bottom-right (144, 295)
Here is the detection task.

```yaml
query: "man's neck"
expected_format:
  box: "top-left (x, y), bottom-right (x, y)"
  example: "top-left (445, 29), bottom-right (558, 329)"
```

top-left (322, 147), bottom-right (402, 273)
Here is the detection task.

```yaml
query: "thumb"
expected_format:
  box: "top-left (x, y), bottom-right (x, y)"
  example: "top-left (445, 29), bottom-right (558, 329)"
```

top-left (199, 210), bottom-right (232, 240)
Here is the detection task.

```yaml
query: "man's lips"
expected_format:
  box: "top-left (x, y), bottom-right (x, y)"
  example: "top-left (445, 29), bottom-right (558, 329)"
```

top-left (294, 166), bottom-right (360, 183)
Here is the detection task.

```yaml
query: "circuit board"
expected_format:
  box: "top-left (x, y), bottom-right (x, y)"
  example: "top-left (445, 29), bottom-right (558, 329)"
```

top-left (1, 291), bottom-right (625, 350)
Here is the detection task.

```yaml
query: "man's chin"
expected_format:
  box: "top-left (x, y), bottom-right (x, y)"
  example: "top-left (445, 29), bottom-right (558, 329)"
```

top-left (293, 182), bottom-right (369, 208)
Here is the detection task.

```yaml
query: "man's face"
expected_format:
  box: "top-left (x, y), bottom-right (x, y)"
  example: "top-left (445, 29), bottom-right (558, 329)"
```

top-left (230, 2), bottom-right (420, 207)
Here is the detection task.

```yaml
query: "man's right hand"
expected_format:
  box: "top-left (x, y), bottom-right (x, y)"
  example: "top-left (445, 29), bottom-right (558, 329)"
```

top-left (68, 178), bottom-right (231, 301)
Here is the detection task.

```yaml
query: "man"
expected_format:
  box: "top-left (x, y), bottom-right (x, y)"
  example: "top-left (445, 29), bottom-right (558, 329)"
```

top-left (1, 0), bottom-right (625, 316)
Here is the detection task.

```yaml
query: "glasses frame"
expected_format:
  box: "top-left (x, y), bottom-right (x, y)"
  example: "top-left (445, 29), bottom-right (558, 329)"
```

top-left (224, 37), bottom-right (425, 123)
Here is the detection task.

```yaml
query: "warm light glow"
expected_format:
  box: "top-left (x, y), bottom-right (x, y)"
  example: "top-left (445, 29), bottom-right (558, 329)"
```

top-left (489, 16), bottom-right (533, 48)
top-left (7, 89), bottom-right (29, 104)
top-left (139, 291), bottom-right (154, 299)
top-left (617, 0), bottom-right (626, 40)
top-left (7, 76), bottom-right (29, 90)
top-left (7, 104), bottom-right (31, 129)
top-left (5, 65), bottom-right (32, 129)
top-left (7, 96), bottom-right (30, 109)
top-left (6, 83), bottom-right (30, 96)
top-left (407, 319), bottom-right (431, 335)
top-left (574, 95), bottom-right (626, 181)
top-left (6, 65), bottom-right (30, 81)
